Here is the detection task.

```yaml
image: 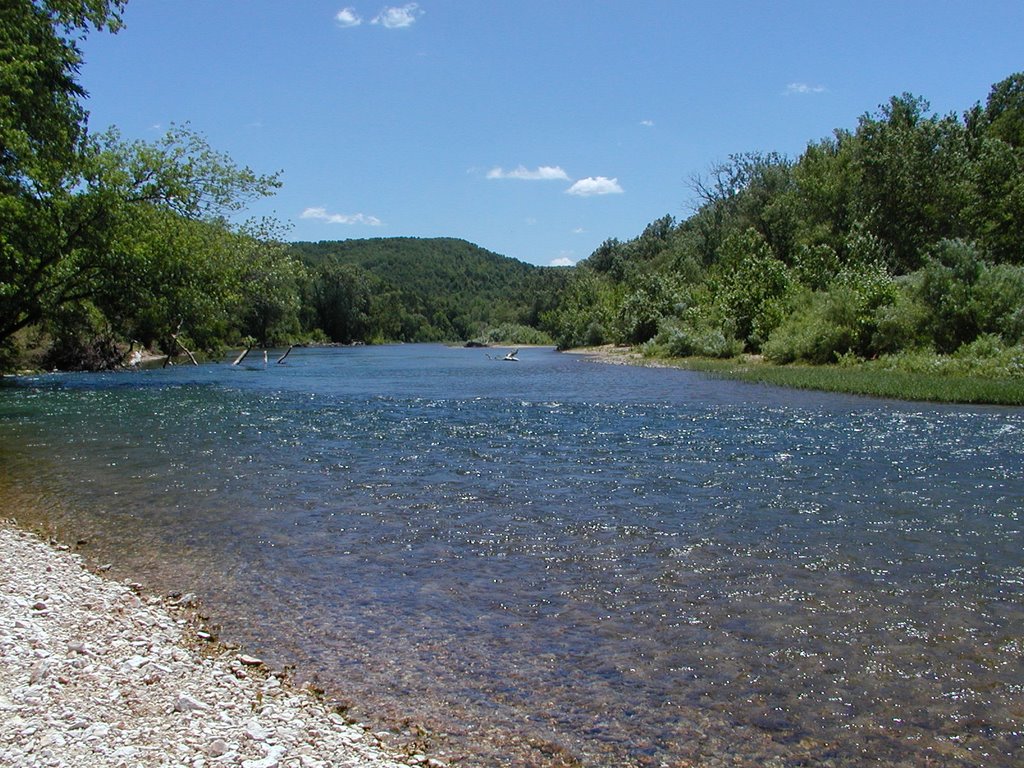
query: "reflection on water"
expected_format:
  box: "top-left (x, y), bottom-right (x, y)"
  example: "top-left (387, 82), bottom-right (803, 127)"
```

top-left (1, 345), bottom-right (1022, 766)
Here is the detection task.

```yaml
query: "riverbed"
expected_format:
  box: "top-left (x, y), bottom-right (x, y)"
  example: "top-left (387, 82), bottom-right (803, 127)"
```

top-left (1, 344), bottom-right (1021, 766)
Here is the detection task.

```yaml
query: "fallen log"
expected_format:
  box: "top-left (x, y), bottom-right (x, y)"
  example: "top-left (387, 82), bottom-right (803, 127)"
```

top-left (232, 341), bottom-right (254, 366)
top-left (173, 334), bottom-right (199, 366)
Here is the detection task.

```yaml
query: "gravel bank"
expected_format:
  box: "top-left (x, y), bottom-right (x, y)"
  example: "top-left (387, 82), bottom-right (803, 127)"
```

top-left (0, 524), bottom-right (433, 768)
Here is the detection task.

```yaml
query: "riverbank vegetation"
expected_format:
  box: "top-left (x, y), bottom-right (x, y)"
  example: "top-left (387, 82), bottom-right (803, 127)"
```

top-left (3, 2), bottom-right (1023, 404)
top-left (661, 355), bottom-right (1024, 406)
top-left (292, 238), bottom-right (561, 346)
top-left (539, 75), bottom-right (1024, 401)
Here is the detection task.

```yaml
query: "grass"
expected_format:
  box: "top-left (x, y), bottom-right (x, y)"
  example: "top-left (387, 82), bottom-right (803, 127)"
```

top-left (656, 355), bottom-right (1024, 405)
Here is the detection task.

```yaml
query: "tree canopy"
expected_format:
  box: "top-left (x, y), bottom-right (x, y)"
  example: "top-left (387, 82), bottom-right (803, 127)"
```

top-left (292, 238), bottom-right (561, 344)
top-left (541, 74), bottom-right (1024, 372)
top-left (3, 3), bottom-right (1021, 376)
top-left (2, 0), bottom-right (295, 369)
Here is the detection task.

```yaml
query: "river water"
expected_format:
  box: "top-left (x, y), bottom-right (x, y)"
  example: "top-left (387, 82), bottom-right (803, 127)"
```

top-left (1, 345), bottom-right (1021, 766)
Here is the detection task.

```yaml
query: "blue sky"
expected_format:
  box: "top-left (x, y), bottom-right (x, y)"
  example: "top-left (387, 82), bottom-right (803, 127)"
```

top-left (79, 1), bottom-right (1024, 266)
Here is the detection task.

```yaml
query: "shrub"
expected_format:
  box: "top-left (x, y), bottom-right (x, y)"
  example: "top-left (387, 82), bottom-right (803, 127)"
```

top-left (916, 239), bottom-right (984, 353)
top-left (971, 262), bottom-right (1024, 343)
top-left (873, 338), bottom-right (1024, 378)
top-left (871, 276), bottom-right (931, 354)
top-left (645, 315), bottom-right (743, 359)
top-left (763, 289), bottom-right (857, 364)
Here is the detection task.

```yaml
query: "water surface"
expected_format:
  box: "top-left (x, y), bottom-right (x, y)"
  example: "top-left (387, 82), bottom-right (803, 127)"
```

top-left (1, 345), bottom-right (1021, 766)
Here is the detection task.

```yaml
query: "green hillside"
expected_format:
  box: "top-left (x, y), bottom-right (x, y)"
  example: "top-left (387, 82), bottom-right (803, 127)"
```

top-left (290, 238), bottom-right (563, 344)
top-left (541, 73), bottom-right (1024, 398)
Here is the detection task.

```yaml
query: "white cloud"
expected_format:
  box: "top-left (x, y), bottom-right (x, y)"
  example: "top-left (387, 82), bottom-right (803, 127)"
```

top-left (335, 7), bottom-right (362, 27)
top-left (301, 207), bottom-right (382, 226)
top-left (549, 255), bottom-right (576, 267)
top-left (487, 165), bottom-right (570, 181)
top-left (784, 82), bottom-right (827, 96)
top-left (565, 176), bottom-right (623, 196)
top-left (572, 227), bottom-right (585, 234)
top-left (640, 119), bottom-right (655, 127)
top-left (372, 3), bottom-right (423, 28)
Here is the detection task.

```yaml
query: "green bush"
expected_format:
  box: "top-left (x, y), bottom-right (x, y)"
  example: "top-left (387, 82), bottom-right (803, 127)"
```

top-left (916, 239), bottom-right (984, 353)
top-left (871, 276), bottom-right (932, 354)
top-left (645, 315), bottom-right (743, 359)
top-left (711, 228), bottom-right (794, 350)
top-left (763, 264), bottom-right (898, 364)
top-left (762, 289), bottom-right (857, 364)
top-left (971, 262), bottom-right (1024, 343)
top-left (476, 323), bottom-right (554, 346)
top-left (873, 337), bottom-right (1024, 378)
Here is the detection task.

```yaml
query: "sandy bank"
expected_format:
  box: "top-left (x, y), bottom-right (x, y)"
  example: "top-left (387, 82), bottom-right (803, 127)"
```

top-left (0, 524), bottom-right (438, 768)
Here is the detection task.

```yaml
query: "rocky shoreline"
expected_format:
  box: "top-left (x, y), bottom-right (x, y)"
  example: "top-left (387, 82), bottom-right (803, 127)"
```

top-left (0, 524), bottom-right (437, 768)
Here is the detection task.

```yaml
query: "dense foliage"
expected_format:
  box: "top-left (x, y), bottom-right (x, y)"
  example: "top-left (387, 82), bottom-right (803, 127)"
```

top-left (4, 1), bottom-right (1022, 386)
top-left (291, 238), bottom-right (561, 344)
top-left (0, 1), bottom-right (556, 370)
top-left (541, 76), bottom-right (1024, 377)
top-left (1, 0), bottom-right (295, 369)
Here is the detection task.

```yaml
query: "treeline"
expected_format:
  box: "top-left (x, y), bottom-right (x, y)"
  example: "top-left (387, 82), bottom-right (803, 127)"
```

top-left (1, 1), bottom-right (298, 370)
top-left (6, 2), bottom-right (1023, 376)
top-left (0, 1), bottom-right (553, 372)
top-left (541, 75), bottom-right (1024, 374)
top-left (292, 238), bottom-right (561, 345)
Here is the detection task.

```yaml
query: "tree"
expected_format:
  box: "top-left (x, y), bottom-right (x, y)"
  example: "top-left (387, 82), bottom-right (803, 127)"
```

top-left (1, 0), bottom-right (124, 343)
top-left (310, 260), bottom-right (377, 343)
top-left (1, 3), bottom-right (282, 364)
top-left (850, 94), bottom-right (970, 272)
top-left (710, 228), bottom-right (793, 349)
top-left (231, 222), bottom-right (305, 348)
top-left (981, 72), bottom-right (1024, 148)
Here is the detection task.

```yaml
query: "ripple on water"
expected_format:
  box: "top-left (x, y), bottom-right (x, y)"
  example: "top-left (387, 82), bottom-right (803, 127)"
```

top-left (1, 346), bottom-right (1022, 766)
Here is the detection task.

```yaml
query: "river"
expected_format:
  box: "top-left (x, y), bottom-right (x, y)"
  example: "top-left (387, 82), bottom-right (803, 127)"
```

top-left (1, 344), bottom-right (1021, 766)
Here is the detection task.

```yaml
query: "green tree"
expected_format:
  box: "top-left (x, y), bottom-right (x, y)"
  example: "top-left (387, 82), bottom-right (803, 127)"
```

top-left (2, 1), bottom-right (123, 344)
top-left (980, 72), bottom-right (1024, 148)
top-left (310, 260), bottom-right (377, 343)
top-left (710, 228), bottom-right (793, 349)
top-left (916, 239), bottom-right (985, 353)
top-left (232, 223), bottom-right (305, 347)
top-left (850, 94), bottom-right (970, 272)
top-left (615, 272), bottom-right (678, 344)
top-left (1, 3), bottom-right (282, 365)
top-left (543, 268), bottom-right (619, 349)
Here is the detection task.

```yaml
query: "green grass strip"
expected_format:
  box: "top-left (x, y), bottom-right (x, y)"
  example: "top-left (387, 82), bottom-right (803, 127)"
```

top-left (663, 357), bottom-right (1024, 405)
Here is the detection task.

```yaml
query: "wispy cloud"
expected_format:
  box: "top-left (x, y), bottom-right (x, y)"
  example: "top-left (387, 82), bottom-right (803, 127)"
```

top-left (301, 207), bottom-right (382, 226)
top-left (640, 119), bottom-right (655, 127)
top-left (566, 176), bottom-right (623, 197)
top-left (550, 254), bottom-right (576, 267)
top-left (784, 82), bottom-right (827, 96)
top-left (487, 165), bottom-right (570, 181)
top-left (335, 7), bottom-right (362, 27)
top-left (372, 3), bottom-right (424, 28)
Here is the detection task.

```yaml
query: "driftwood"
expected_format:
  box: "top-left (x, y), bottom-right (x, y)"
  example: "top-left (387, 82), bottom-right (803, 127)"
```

top-left (232, 341), bottom-right (255, 366)
top-left (173, 334), bottom-right (199, 366)
top-left (276, 345), bottom-right (295, 364)
top-left (162, 320), bottom-right (199, 367)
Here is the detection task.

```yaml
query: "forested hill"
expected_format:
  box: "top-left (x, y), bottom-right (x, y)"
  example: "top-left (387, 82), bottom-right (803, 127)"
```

top-left (292, 237), bottom-right (537, 304)
top-left (289, 238), bottom-right (564, 344)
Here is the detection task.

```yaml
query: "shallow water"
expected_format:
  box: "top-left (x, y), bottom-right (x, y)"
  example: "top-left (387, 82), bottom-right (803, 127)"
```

top-left (1, 345), bottom-right (1022, 766)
